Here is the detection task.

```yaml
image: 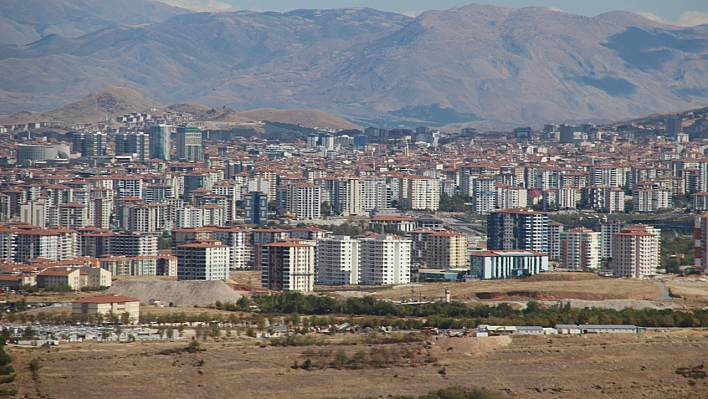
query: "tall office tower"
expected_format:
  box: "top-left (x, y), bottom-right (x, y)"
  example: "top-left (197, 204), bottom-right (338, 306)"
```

top-left (115, 132), bottom-right (150, 162)
top-left (177, 241), bottom-right (230, 281)
top-left (315, 235), bottom-right (359, 285)
top-left (176, 124), bottom-right (202, 162)
top-left (72, 132), bottom-right (107, 157)
top-left (261, 240), bottom-right (315, 292)
top-left (560, 227), bottom-right (601, 270)
top-left (149, 124), bottom-right (171, 160)
top-left (358, 235), bottom-right (411, 285)
top-left (611, 225), bottom-right (660, 278)
top-left (245, 191), bottom-right (268, 225)
top-left (487, 208), bottom-right (549, 253)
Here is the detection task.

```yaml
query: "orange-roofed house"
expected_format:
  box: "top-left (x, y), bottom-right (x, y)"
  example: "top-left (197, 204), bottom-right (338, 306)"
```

top-left (72, 294), bottom-right (140, 324)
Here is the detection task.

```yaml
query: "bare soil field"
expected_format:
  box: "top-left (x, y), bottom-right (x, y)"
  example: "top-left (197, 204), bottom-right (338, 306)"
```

top-left (665, 278), bottom-right (708, 299)
top-left (10, 330), bottom-right (708, 399)
top-left (372, 274), bottom-right (659, 302)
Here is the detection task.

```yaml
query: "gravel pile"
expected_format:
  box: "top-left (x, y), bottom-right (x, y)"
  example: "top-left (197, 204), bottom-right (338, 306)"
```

top-left (105, 279), bottom-right (244, 307)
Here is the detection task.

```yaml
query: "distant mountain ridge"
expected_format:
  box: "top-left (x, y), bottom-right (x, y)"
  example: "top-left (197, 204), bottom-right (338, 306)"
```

top-left (1, 2), bottom-right (708, 127)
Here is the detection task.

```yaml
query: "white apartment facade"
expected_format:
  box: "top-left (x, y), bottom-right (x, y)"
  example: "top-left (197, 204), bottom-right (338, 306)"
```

top-left (358, 235), bottom-right (411, 285)
top-left (315, 235), bottom-right (359, 285)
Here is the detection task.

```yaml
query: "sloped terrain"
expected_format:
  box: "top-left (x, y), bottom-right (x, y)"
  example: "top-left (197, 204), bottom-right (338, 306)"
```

top-left (1, 3), bottom-right (708, 126)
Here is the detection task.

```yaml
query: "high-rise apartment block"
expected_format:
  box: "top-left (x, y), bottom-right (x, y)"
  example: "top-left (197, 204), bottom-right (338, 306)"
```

top-left (560, 227), bottom-right (600, 270)
top-left (611, 225), bottom-right (660, 278)
top-left (261, 240), bottom-right (315, 292)
top-left (358, 235), bottom-right (411, 285)
top-left (315, 235), bottom-right (359, 285)
top-left (487, 208), bottom-right (548, 254)
top-left (177, 241), bottom-right (230, 281)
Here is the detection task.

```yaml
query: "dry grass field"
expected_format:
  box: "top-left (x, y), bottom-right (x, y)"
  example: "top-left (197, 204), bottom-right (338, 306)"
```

top-left (9, 330), bottom-right (708, 399)
top-left (315, 273), bottom-right (660, 302)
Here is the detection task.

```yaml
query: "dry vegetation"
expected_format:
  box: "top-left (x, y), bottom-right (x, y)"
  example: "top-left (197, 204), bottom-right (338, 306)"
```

top-left (9, 330), bottom-right (708, 399)
top-left (324, 273), bottom-right (660, 302)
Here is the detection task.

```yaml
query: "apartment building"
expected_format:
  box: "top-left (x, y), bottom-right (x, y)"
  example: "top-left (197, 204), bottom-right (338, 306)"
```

top-left (487, 208), bottom-right (548, 254)
top-left (358, 235), bottom-right (411, 285)
top-left (548, 221), bottom-right (564, 260)
top-left (286, 183), bottom-right (321, 221)
top-left (315, 235), bottom-right (359, 285)
top-left (611, 225), bottom-right (660, 278)
top-left (176, 241), bottom-right (230, 281)
top-left (261, 240), bottom-right (315, 292)
top-left (109, 233), bottom-right (158, 257)
top-left (424, 231), bottom-right (468, 268)
top-left (560, 227), bottom-right (601, 270)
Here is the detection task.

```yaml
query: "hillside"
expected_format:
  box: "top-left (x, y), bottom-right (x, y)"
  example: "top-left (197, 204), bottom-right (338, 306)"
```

top-left (0, 3), bottom-right (708, 126)
top-left (0, 0), bottom-right (190, 45)
top-left (0, 88), bottom-right (361, 130)
top-left (0, 87), bottom-right (165, 124)
top-left (238, 108), bottom-right (362, 131)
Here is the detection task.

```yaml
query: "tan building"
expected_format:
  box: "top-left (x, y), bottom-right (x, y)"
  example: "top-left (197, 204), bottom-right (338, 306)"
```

top-left (72, 294), bottom-right (140, 324)
top-left (37, 268), bottom-right (81, 290)
top-left (261, 240), bottom-right (315, 292)
top-left (424, 231), bottom-right (468, 268)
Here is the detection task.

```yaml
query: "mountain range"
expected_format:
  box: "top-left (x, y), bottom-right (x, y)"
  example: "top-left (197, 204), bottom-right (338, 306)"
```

top-left (1, 0), bottom-right (708, 128)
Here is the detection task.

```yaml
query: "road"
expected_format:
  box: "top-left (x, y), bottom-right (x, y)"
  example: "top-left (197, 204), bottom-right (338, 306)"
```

top-left (652, 281), bottom-right (673, 300)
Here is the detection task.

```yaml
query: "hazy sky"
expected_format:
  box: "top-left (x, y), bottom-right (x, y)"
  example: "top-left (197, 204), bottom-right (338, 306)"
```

top-left (160, 0), bottom-right (708, 25)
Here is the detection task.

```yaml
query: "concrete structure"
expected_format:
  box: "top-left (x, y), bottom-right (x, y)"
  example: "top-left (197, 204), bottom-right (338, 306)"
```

top-left (17, 144), bottom-right (70, 166)
top-left (149, 124), bottom-right (170, 161)
top-left (20, 200), bottom-right (46, 228)
top-left (261, 240), bottom-right (315, 292)
top-left (358, 235), bottom-right (411, 285)
top-left (115, 132), bottom-right (149, 162)
top-left (472, 177), bottom-right (496, 214)
top-left (548, 221), bottom-right (564, 260)
top-left (599, 219), bottom-right (626, 259)
top-left (487, 208), bottom-right (548, 254)
top-left (176, 124), bottom-right (202, 162)
top-left (245, 191), bottom-right (268, 225)
top-left (109, 233), bottom-right (158, 257)
top-left (72, 294), bottom-right (140, 324)
top-left (560, 227), bottom-right (601, 270)
top-left (693, 213), bottom-right (708, 270)
top-left (368, 215), bottom-right (416, 233)
top-left (176, 241), bottom-right (230, 281)
top-left (470, 250), bottom-right (549, 279)
top-left (286, 183), bottom-right (321, 221)
top-left (611, 225), bottom-right (660, 278)
top-left (315, 235), bottom-right (359, 285)
top-left (37, 268), bottom-right (81, 290)
top-left (424, 231), bottom-right (468, 268)
top-left (72, 132), bottom-right (107, 157)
